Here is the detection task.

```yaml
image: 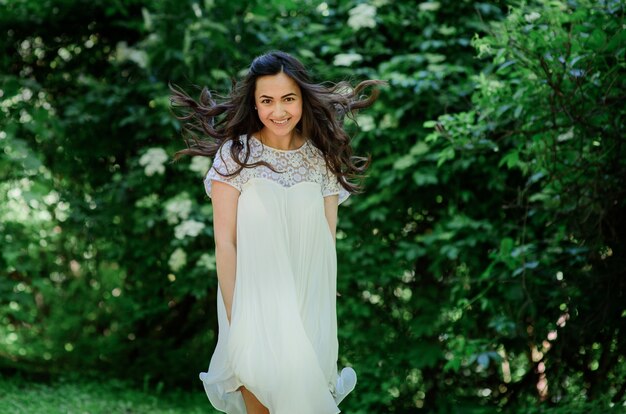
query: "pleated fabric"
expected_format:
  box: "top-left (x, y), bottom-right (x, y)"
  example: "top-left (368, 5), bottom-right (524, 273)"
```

top-left (199, 176), bottom-right (351, 414)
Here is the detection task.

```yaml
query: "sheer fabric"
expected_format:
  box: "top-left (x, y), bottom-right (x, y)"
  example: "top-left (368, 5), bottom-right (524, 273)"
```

top-left (199, 135), bottom-right (355, 414)
top-left (203, 135), bottom-right (350, 204)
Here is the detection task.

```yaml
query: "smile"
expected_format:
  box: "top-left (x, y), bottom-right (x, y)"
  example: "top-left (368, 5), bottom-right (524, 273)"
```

top-left (271, 119), bottom-right (290, 125)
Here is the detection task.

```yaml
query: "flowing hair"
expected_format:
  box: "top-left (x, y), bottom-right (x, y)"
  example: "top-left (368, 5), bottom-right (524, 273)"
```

top-left (169, 50), bottom-right (384, 194)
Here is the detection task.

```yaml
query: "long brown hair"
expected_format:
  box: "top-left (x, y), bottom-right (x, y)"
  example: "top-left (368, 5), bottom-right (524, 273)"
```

top-left (170, 50), bottom-right (384, 194)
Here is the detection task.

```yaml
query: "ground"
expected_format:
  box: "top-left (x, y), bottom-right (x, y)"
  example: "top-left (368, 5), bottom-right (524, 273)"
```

top-left (0, 372), bottom-right (214, 414)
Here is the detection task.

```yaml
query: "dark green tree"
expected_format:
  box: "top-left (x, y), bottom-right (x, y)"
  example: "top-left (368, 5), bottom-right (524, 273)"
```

top-left (1, 0), bottom-right (623, 412)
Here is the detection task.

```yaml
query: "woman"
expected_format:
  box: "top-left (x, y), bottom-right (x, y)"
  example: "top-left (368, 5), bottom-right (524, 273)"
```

top-left (171, 51), bottom-right (383, 414)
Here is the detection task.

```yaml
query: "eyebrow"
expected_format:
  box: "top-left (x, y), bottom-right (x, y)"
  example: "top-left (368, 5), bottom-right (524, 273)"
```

top-left (259, 93), bottom-right (298, 99)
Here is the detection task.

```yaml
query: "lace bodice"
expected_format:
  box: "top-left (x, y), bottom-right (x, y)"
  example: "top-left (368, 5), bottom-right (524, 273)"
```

top-left (204, 135), bottom-right (350, 204)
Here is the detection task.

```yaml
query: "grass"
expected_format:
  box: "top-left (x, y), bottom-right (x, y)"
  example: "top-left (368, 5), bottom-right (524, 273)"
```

top-left (0, 372), bottom-right (217, 414)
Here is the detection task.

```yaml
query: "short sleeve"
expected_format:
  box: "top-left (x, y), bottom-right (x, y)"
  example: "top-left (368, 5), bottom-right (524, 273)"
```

top-left (321, 166), bottom-right (350, 205)
top-left (203, 141), bottom-right (243, 198)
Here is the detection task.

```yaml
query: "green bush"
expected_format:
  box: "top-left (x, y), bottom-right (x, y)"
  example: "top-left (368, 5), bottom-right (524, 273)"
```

top-left (424, 0), bottom-right (626, 410)
top-left (1, 0), bottom-right (623, 412)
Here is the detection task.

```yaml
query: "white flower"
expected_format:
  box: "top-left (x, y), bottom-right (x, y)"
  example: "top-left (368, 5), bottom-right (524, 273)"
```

top-left (164, 194), bottom-right (192, 224)
top-left (189, 156), bottom-right (211, 173)
top-left (174, 219), bottom-right (206, 240)
top-left (557, 128), bottom-right (574, 142)
top-left (347, 4), bottom-right (376, 31)
top-left (168, 248), bottom-right (187, 272)
top-left (197, 253), bottom-right (216, 270)
top-left (139, 148), bottom-right (168, 176)
top-left (116, 41), bottom-right (148, 68)
top-left (418, 2), bottom-right (440, 12)
top-left (135, 193), bottom-right (159, 209)
top-left (524, 12), bottom-right (541, 23)
top-left (356, 114), bottom-right (375, 132)
top-left (333, 53), bottom-right (363, 67)
top-left (43, 191), bottom-right (60, 205)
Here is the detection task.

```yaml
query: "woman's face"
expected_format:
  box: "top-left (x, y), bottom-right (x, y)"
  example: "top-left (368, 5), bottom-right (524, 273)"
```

top-left (254, 72), bottom-right (303, 138)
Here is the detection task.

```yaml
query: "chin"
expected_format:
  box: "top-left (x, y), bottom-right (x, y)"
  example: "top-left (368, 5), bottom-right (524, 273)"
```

top-left (265, 122), bottom-right (297, 136)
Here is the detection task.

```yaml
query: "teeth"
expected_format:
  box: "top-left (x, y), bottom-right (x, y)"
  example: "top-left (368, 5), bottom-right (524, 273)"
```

top-left (272, 119), bottom-right (289, 125)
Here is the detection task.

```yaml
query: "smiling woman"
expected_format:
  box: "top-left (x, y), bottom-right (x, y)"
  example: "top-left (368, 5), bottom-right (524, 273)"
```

top-left (254, 72), bottom-right (304, 150)
top-left (169, 51), bottom-right (383, 194)
top-left (170, 51), bottom-right (384, 414)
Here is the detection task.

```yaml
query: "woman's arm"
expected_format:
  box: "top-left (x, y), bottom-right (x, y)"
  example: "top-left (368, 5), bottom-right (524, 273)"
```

top-left (211, 180), bottom-right (240, 325)
top-left (323, 194), bottom-right (339, 243)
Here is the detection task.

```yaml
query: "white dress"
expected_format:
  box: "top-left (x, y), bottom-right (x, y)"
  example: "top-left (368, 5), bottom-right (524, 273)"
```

top-left (199, 135), bottom-right (355, 414)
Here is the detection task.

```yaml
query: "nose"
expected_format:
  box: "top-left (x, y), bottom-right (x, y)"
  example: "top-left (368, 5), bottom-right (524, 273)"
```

top-left (274, 102), bottom-right (286, 116)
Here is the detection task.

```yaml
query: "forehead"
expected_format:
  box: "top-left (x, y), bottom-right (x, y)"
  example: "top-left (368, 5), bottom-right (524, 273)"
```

top-left (255, 72), bottom-right (301, 96)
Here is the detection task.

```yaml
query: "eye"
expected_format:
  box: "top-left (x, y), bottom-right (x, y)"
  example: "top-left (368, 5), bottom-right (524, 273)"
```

top-left (260, 99), bottom-right (271, 104)
top-left (284, 96), bottom-right (296, 102)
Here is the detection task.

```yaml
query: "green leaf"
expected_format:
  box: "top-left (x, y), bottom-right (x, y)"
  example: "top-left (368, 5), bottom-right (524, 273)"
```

top-left (498, 150), bottom-right (519, 169)
top-left (437, 146), bottom-right (456, 167)
top-left (588, 28), bottom-right (608, 49)
top-left (412, 171), bottom-right (438, 186)
top-left (605, 29), bottom-right (626, 52)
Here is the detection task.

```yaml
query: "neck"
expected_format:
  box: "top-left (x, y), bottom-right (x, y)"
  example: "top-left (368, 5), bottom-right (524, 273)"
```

top-left (259, 129), bottom-right (302, 151)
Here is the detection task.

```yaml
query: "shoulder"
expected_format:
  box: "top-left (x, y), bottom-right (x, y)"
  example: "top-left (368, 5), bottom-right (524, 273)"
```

top-left (214, 135), bottom-right (250, 165)
top-left (305, 142), bottom-right (335, 177)
top-left (216, 135), bottom-right (245, 155)
top-left (304, 141), bottom-right (327, 164)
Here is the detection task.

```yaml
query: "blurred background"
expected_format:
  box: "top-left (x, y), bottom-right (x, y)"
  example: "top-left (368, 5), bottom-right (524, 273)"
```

top-left (1, 0), bottom-right (624, 413)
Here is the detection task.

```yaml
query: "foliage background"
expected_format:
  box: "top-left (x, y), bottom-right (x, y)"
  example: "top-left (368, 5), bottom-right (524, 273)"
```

top-left (1, 0), bottom-right (624, 412)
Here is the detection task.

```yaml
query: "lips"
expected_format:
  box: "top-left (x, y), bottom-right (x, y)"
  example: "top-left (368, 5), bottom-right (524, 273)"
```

top-left (271, 118), bottom-right (290, 125)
